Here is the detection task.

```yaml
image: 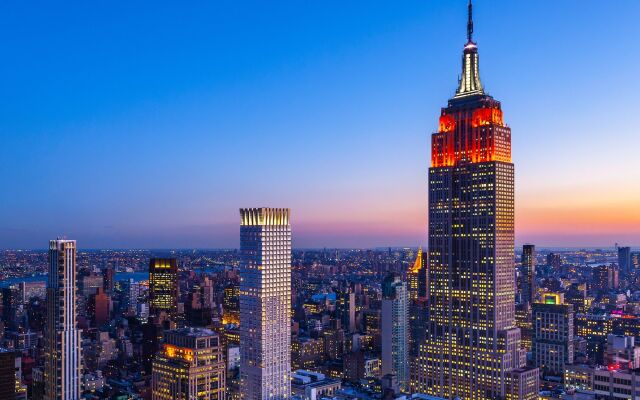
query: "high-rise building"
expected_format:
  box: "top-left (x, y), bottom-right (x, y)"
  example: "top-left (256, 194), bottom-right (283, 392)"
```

top-left (149, 258), bottom-right (178, 319)
top-left (0, 349), bottom-right (21, 399)
top-left (618, 246), bottom-right (632, 276)
top-left (90, 288), bottom-right (110, 326)
top-left (532, 293), bottom-right (574, 376)
top-left (546, 253), bottom-right (562, 270)
top-left (44, 239), bottom-right (82, 400)
top-left (381, 274), bottom-right (410, 392)
top-left (415, 2), bottom-right (536, 398)
top-left (103, 267), bottom-right (115, 294)
top-left (519, 244), bottom-right (536, 305)
top-left (407, 247), bottom-right (428, 301)
top-left (151, 328), bottom-right (226, 400)
top-left (593, 264), bottom-right (619, 291)
top-left (239, 208), bottom-right (292, 400)
top-left (337, 292), bottom-right (356, 333)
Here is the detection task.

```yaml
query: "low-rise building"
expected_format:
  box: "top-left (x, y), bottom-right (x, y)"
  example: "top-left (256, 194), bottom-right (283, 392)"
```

top-left (291, 370), bottom-right (341, 400)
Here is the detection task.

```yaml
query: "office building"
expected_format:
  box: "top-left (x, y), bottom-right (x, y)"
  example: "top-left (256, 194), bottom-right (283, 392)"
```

top-left (337, 291), bottom-right (356, 333)
top-left (0, 349), bottom-right (19, 399)
top-left (239, 208), bottom-right (292, 400)
top-left (593, 264), bottom-right (619, 291)
top-left (415, 2), bottom-right (535, 398)
top-left (519, 244), bottom-right (536, 305)
top-left (44, 239), bottom-right (82, 400)
top-left (381, 273), bottom-right (410, 392)
top-left (618, 246), bottom-right (632, 276)
top-left (149, 258), bottom-right (178, 319)
top-left (532, 293), bottom-right (574, 376)
top-left (151, 328), bottom-right (226, 400)
top-left (407, 247), bottom-right (427, 301)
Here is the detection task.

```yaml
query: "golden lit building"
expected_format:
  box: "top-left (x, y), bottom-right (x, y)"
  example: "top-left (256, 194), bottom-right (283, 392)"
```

top-left (415, 2), bottom-right (537, 398)
top-left (149, 258), bottom-right (178, 319)
top-left (407, 247), bottom-right (427, 301)
top-left (151, 328), bottom-right (226, 400)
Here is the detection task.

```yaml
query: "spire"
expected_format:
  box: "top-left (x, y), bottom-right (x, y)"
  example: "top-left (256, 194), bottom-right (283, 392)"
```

top-left (467, 0), bottom-right (473, 43)
top-left (455, 0), bottom-right (484, 98)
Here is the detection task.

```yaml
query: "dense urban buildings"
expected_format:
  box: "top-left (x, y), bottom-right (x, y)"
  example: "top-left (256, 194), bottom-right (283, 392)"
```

top-left (239, 208), bottom-right (292, 400)
top-left (45, 239), bottom-right (82, 400)
top-left (415, 2), bottom-right (535, 398)
top-left (0, 3), bottom-right (638, 400)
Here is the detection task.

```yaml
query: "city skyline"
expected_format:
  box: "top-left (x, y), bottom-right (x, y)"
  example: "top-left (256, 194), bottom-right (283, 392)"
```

top-left (2, 1), bottom-right (640, 249)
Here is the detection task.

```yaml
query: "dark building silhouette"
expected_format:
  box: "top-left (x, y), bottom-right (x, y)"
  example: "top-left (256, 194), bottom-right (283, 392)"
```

top-left (519, 244), bottom-right (537, 305)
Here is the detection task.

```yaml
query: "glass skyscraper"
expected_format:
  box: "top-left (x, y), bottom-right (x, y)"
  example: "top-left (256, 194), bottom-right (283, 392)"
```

top-left (415, 2), bottom-right (537, 398)
top-left (239, 208), bottom-right (292, 400)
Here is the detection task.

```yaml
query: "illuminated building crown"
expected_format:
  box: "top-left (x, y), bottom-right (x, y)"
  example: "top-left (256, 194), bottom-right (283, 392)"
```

top-left (455, 0), bottom-right (484, 97)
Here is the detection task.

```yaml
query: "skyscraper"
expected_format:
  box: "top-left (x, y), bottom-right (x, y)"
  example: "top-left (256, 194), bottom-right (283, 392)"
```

top-left (381, 273), bottom-right (410, 392)
top-left (337, 291), bottom-right (356, 333)
top-left (44, 239), bottom-right (82, 400)
top-left (239, 208), bottom-right (292, 400)
top-left (407, 247), bottom-right (428, 301)
top-left (519, 244), bottom-right (537, 305)
top-left (416, 2), bottom-right (535, 398)
top-left (151, 328), bottom-right (226, 400)
top-left (149, 258), bottom-right (178, 319)
top-left (618, 246), bottom-right (632, 276)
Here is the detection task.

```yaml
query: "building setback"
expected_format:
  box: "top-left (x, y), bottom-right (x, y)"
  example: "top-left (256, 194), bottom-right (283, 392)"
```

top-left (415, 2), bottom-right (537, 398)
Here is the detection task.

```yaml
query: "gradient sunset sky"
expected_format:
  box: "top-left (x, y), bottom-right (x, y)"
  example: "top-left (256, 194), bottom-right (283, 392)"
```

top-left (1, 1), bottom-right (639, 249)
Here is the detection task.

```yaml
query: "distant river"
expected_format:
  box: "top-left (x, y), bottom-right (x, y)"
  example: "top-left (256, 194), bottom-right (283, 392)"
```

top-left (0, 271), bottom-right (149, 288)
top-left (0, 266), bottom-right (229, 288)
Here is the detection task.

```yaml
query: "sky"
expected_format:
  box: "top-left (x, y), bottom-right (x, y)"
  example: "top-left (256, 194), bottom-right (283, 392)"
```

top-left (1, 1), bottom-right (639, 249)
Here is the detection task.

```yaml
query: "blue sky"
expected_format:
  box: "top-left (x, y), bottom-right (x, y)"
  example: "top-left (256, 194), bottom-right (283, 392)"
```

top-left (1, 1), bottom-right (639, 249)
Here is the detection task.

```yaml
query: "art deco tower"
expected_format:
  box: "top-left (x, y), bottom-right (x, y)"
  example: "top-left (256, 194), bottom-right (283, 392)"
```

top-left (45, 239), bottom-right (82, 400)
top-left (239, 208), bottom-right (292, 400)
top-left (415, 2), bottom-right (536, 398)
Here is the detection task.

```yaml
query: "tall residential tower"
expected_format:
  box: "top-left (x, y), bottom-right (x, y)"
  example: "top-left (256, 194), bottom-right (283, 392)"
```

top-left (239, 208), bottom-right (292, 400)
top-left (44, 239), bottom-right (82, 400)
top-left (415, 2), bottom-right (536, 398)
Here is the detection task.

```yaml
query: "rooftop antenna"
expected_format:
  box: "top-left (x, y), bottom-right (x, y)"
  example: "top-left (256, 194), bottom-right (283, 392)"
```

top-left (467, 0), bottom-right (474, 43)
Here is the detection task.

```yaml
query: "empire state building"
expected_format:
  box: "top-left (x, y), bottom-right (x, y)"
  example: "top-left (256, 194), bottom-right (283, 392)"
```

top-left (415, 2), bottom-right (539, 399)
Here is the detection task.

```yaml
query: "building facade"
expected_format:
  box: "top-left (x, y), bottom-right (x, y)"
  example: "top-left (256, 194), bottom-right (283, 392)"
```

top-left (44, 239), bottom-right (82, 400)
top-left (532, 294), bottom-right (574, 376)
top-left (151, 328), bottom-right (226, 400)
top-left (149, 258), bottom-right (178, 319)
top-left (381, 274), bottom-right (410, 392)
top-left (618, 246), bottom-right (632, 277)
top-left (239, 208), bottom-right (292, 400)
top-left (519, 244), bottom-right (537, 305)
top-left (415, 2), bottom-right (535, 398)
